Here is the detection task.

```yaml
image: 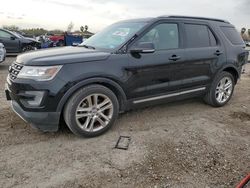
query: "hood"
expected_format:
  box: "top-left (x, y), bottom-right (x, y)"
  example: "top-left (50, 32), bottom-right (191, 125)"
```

top-left (16, 46), bottom-right (111, 66)
top-left (23, 37), bottom-right (40, 43)
top-left (19, 37), bottom-right (40, 44)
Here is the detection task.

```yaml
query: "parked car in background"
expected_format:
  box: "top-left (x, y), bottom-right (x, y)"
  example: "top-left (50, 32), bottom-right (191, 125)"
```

top-left (5, 16), bottom-right (249, 137)
top-left (49, 33), bottom-right (83, 47)
top-left (0, 43), bottom-right (6, 63)
top-left (0, 28), bottom-right (41, 53)
top-left (49, 35), bottom-right (65, 46)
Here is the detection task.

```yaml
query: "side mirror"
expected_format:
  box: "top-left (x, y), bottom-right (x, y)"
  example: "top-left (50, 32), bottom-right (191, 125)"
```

top-left (130, 42), bottom-right (155, 54)
top-left (10, 36), bottom-right (16, 40)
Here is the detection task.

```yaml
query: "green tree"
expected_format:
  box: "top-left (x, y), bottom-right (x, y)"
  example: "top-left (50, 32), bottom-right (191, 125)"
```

top-left (84, 25), bottom-right (88, 31)
top-left (80, 25), bottom-right (89, 32)
top-left (3, 25), bottom-right (19, 31)
top-left (21, 28), bottom-right (48, 36)
top-left (80, 26), bottom-right (84, 32)
top-left (48, 29), bottom-right (64, 35)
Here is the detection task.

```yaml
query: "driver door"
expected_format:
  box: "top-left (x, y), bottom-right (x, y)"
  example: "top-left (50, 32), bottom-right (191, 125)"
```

top-left (125, 22), bottom-right (186, 100)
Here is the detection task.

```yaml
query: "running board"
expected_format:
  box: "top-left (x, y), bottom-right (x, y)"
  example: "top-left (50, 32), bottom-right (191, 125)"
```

top-left (133, 87), bottom-right (206, 104)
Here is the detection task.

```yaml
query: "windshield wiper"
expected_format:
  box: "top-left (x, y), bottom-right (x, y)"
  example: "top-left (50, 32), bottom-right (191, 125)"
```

top-left (81, 44), bottom-right (95, 49)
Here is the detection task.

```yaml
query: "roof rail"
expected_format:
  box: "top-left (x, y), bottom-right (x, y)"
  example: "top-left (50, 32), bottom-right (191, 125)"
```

top-left (158, 15), bottom-right (230, 23)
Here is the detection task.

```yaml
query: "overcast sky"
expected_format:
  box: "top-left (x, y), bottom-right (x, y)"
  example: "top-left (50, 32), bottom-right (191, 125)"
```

top-left (0, 0), bottom-right (249, 32)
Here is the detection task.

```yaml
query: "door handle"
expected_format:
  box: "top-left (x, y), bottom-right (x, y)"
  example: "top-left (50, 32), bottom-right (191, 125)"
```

top-left (169, 55), bottom-right (181, 61)
top-left (214, 50), bottom-right (223, 56)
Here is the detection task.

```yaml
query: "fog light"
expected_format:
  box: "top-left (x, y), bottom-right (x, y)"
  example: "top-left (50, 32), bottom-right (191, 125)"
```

top-left (19, 91), bottom-right (45, 107)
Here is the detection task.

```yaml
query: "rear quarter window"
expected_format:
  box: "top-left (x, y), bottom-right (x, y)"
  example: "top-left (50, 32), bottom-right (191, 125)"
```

top-left (220, 26), bottom-right (244, 45)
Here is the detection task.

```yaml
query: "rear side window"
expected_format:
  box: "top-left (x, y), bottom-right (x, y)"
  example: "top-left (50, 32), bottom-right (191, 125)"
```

top-left (220, 26), bottom-right (244, 45)
top-left (185, 24), bottom-right (217, 48)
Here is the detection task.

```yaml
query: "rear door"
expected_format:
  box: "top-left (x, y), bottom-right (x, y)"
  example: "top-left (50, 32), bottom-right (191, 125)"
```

top-left (0, 30), bottom-right (20, 52)
top-left (179, 22), bottom-right (226, 90)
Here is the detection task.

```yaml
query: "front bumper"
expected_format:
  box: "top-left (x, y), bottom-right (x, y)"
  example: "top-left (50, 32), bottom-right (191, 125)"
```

top-left (5, 60), bottom-right (69, 132)
top-left (5, 69), bottom-right (65, 132)
top-left (11, 100), bottom-right (60, 132)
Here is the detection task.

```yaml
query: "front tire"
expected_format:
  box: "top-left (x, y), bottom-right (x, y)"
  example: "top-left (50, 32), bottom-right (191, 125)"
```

top-left (204, 71), bottom-right (235, 107)
top-left (22, 45), bottom-right (34, 52)
top-left (63, 85), bottom-right (119, 137)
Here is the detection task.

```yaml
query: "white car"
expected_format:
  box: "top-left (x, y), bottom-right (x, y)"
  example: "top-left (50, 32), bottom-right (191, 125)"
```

top-left (0, 43), bottom-right (6, 63)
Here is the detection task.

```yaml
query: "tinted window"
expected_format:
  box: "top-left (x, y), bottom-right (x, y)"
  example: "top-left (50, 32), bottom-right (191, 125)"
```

top-left (0, 30), bottom-right (12, 38)
top-left (185, 24), bottom-right (211, 48)
top-left (221, 26), bottom-right (244, 45)
top-left (136, 23), bottom-right (179, 50)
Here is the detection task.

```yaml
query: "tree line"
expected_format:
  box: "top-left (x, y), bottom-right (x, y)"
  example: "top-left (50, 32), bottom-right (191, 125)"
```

top-left (3, 25), bottom-right (64, 36)
top-left (2, 22), bottom-right (91, 37)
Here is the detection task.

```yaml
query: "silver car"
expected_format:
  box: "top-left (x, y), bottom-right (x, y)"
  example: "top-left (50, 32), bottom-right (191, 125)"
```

top-left (0, 43), bottom-right (6, 63)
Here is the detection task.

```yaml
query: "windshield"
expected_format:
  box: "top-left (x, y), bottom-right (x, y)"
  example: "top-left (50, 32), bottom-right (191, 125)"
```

top-left (13, 32), bottom-right (24, 38)
top-left (80, 22), bottom-right (147, 50)
top-left (8, 31), bottom-right (22, 39)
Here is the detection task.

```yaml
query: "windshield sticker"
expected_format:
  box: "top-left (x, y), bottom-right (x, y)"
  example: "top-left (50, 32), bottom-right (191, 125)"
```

top-left (112, 28), bottom-right (130, 37)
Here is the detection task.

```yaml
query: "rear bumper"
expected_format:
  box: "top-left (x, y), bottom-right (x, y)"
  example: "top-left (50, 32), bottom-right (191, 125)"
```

top-left (11, 100), bottom-right (60, 132)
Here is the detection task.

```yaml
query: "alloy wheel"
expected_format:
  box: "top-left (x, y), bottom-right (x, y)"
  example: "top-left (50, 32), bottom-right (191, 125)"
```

top-left (215, 76), bottom-right (233, 104)
top-left (75, 93), bottom-right (114, 132)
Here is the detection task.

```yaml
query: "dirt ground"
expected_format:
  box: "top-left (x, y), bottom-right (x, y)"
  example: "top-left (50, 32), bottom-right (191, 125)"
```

top-left (0, 57), bottom-right (249, 188)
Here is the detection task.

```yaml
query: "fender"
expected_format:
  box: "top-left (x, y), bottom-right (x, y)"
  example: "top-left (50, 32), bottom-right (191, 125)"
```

top-left (56, 77), bottom-right (127, 112)
top-left (216, 63), bottom-right (241, 80)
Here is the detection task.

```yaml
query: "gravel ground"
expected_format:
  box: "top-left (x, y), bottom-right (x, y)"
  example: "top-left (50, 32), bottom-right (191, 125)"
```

top-left (0, 57), bottom-right (249, 188)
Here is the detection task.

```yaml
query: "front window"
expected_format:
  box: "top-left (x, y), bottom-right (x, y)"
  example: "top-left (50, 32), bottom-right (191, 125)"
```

top-left (0, 30), bottom-right (13, 38)
top-left (134, 23), bottom-right (179, 50)
top-left (80, 22), bottom-right (147, 50)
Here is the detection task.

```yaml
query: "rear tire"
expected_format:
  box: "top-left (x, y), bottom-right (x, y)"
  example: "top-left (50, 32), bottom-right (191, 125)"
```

top-left (63, 85), bottom-right (119, 137)
top-left (204, 71), bottom-right (235, 107)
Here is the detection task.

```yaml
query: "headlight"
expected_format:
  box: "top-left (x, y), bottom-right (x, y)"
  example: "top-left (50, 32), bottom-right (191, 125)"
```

top-left (17, 65), bottom-right (62, 81)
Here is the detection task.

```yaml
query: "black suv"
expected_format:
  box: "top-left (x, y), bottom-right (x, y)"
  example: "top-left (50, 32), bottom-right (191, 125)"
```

top-left (5, 16), bottom-right (249, 137)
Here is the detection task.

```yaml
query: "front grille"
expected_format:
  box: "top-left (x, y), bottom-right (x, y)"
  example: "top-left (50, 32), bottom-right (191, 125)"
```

top-left (8, 62), bottom-right (23, 81)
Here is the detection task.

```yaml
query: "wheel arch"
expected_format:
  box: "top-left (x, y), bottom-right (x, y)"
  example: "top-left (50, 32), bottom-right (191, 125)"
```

top-left (221, 65), bottom-right (240, 84)
top-left (57, 77), bottom-right (127, 113)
